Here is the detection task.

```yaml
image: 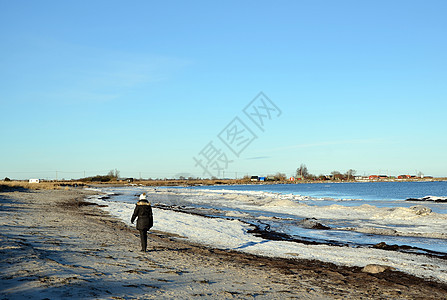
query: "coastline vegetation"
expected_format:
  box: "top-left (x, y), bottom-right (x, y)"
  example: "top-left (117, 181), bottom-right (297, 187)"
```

top-left (2, 167), bottom-right (446, 191)
top-left (2, 176), bottom-right (446, 192)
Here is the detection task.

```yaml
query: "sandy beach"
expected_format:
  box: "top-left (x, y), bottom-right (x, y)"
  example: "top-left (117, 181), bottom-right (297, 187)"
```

top-left (1, 187), bottom-right (446, 299)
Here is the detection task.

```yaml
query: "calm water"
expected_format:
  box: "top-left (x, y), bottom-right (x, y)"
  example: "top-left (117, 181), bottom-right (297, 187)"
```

top-left (191, 181), bottom-right (447, 214)
top-left (193, 181), bottom-right (447, 201)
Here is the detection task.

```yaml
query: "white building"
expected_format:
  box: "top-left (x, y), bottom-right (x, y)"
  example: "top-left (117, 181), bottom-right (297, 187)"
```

top-left (29, 179), bottom-right (40, 183)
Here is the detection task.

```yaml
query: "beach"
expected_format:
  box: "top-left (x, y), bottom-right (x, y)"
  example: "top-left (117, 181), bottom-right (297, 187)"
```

top-left (1, 187), bottom-right (446, 299)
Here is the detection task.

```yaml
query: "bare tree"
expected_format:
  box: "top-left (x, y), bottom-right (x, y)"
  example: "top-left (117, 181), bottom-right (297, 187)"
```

top-left (107, 169), bottom-right (120, 179)
top-left (296, 164), bottom-right (309, 179)
top-left (345, 169), bottom-right (356, 180)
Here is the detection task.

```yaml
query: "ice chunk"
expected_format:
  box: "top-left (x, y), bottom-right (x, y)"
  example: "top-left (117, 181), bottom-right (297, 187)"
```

top-left (410, 205), bottom-right (432, 215)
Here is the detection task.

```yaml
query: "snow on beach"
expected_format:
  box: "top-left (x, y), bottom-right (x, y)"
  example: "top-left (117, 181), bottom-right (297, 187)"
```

top-left (147, 187), bottom-right (447, 241)
top-left (87, 186), bottom-right (447, 283)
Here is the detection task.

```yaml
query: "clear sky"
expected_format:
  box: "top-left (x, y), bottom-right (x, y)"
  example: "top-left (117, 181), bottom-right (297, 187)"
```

top-left (1, 1), bottom-right (446, 180)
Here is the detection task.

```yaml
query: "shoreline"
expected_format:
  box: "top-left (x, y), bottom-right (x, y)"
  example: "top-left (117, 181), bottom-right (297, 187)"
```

top-left (2, 177), bottom-right (447, 191)
top-left (149, 199), bottom-right (447, 260)
top-left (91, 186), bottom-right (447, 282)
top-left (1, 188), bottom-right (447, 299)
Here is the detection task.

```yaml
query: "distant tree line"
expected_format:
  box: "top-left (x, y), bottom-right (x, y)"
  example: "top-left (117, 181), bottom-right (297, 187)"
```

top-left (296, 164), bottom-right (357, 181)
top-left (79, 169), bottom-right (120, 182)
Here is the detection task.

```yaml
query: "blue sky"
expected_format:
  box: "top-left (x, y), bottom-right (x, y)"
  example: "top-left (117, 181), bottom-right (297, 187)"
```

top-left (1, 1), bottom-right (446, 179)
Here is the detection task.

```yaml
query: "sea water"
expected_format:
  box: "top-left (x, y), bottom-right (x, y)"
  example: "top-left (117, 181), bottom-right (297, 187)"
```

top-left (191, 181), bottom-right (447, 213)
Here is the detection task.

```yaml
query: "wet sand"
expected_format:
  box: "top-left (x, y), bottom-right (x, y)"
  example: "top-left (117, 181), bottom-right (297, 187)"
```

top-left (1, 188), bottom-right (446, 299)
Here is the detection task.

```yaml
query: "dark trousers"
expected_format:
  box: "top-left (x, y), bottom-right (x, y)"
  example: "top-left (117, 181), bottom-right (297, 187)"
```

top-left (139, 229), bottom-right (148, 251)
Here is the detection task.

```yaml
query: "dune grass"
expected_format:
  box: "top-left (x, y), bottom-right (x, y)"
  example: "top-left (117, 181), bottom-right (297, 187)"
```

top-left (0, 181), bottom-right (85, 191)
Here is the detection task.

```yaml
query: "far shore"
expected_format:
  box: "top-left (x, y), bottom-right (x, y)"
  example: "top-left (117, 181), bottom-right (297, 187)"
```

top-left (2, 177), bottom-right (447, 191)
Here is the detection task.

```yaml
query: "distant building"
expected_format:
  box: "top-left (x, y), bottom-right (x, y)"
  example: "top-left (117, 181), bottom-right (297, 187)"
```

top-left (29, 179), bottom-right (40, 183)
top-left (250, 176), bottom-right (259, 182)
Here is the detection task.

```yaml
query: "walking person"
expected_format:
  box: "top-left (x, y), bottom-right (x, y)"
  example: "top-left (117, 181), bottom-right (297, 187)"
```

top-left (131, 193), bottom-right (153, 252)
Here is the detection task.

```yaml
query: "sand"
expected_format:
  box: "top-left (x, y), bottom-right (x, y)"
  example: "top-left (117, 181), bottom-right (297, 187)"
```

top-left (1, 188), bottom-right (446, 299)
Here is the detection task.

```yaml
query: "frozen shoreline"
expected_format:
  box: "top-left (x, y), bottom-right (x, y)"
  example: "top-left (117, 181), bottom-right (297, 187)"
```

top-left (88, 186), bottom-right (447, 283)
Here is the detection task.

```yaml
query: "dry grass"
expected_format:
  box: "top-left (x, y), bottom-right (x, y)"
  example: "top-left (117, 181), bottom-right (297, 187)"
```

top-left (133, 178), bottom-right (253, 186)
top-left (0, 181), bottom-right (85, 191)
top-left (83, 178), bottom-right (255, 187)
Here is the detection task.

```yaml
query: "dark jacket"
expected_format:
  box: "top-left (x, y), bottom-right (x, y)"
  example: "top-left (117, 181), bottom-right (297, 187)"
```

top-left (131, 200), bottom-right (153, 230)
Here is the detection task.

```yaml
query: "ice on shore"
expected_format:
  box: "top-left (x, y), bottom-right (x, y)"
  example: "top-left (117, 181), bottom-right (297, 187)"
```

top-left (86, 186), bottom-right (447, 283)
top-left (407, 195), bottom-right (447, 202)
